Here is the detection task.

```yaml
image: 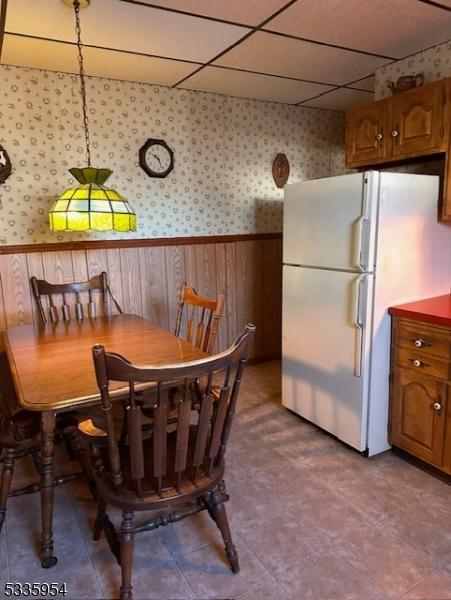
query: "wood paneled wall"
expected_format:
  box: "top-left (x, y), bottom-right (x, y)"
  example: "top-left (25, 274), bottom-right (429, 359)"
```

top-left (0, 234), bottom-right (282, 360)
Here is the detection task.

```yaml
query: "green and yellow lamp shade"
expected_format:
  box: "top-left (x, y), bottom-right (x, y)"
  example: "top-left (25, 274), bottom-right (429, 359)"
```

top-left (49, 167), bottom-right (136, 232)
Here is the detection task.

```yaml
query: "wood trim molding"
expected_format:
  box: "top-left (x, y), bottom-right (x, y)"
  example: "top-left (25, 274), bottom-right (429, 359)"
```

top-left (0, 232), bottom-right (282, 255)
top-left (0, 0), bottom-right (8, 60)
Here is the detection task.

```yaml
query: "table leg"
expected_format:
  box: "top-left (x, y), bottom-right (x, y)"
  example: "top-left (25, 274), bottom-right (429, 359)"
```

top-left (40, 411), bottom-right (57, 568)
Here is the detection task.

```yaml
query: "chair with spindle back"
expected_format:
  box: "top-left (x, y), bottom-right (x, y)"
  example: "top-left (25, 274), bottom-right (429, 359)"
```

top-left (0, 353), bottom-right (84, 537)
top-left (175, 283), bottom-right (225, 353)
top-left (30, 271), bottom-right (123, 324)
top-left (82, 323), bottom-right (255, 600)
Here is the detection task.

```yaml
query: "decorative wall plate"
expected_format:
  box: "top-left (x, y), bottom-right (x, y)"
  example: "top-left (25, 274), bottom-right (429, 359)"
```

top-left (272, 152), bottom-right (289, 188)
top-left (0, 144), bottom-right (12, 184)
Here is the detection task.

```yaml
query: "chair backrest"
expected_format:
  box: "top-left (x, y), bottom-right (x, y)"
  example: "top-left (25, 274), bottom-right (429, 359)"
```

top-left (31, 271), bottom-right (123, 324)
top-left (174, 283), bottom-right (225, 353)
top-left (92, 323), bottom-right (254, 500)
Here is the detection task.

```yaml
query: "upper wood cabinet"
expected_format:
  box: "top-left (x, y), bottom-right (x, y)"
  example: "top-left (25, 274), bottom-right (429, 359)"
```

top-left (345, 101), bottom-right (389, 167)
top-left (346, 78), bottom-right (451, 219)
top-left (391, 81), bottom-right (447, 159)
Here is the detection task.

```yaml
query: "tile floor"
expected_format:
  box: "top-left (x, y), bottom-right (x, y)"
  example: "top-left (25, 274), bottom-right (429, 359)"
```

top-left (1, 361), bottom-right (451, 599)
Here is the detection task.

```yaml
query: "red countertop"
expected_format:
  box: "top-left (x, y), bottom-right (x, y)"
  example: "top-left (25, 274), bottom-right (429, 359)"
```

top-left (389, 294), bottom-right (451, 328)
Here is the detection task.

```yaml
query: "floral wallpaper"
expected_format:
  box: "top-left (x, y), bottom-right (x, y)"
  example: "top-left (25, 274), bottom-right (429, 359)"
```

top-left (375, 39), bottom-right (451, 100)
top-left (0, 64), bottom-right (345, 246)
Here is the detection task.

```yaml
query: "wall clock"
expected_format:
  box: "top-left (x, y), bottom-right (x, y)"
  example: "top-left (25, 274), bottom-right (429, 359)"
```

top-left (139, 138), bottom-right (174, 178)
top-left (0, 144), bottom-right (12, 184)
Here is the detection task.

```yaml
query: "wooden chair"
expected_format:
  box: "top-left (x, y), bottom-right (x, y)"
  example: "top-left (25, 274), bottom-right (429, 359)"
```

top-left (175, 283), bottom-right (225, 353)
top-left (0, 388), bottom-right (41, 532)
top-left (0, 357), bottom-right (84, 538)
top-left (31, 271), bottom-right (122, 324)
top-left (82, 323), bottom-right (255, 600)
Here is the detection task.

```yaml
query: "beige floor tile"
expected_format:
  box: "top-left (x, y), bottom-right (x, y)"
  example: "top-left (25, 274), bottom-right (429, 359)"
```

top-left (235, 505), bottom-right (328, 576)
top-left (5, 498), bottom-right (102, 599)
top-left (90, 531), bottom-right (193, 599)
top-left (333, 523), bottom-right (436, 596)
top-left (0, 530), bottom-right (8, 582)
top-left (238, 577), bottom-right (290, 599)
top-left (158, 511), bottom-right (223, 558)
top-left (397, 564), bottom-right (451, 599)
top-left (277, 552), bottom-right (387, 599)
top-left (384, 501), bottom-right (451, 566)
top-left (175, 537), bottom-right (270, 599)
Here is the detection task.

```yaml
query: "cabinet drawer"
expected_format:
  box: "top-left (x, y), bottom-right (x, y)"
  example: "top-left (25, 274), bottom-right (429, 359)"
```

top-left (394, 320), bottom-right (450, 359)
top-left (394, 345), bottom-right (450, 379)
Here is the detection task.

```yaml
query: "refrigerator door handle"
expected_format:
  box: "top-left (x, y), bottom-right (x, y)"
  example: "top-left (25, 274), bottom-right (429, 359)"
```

top-left (353, 214), bottom-right (367, 272)
top-left (353, 274), bottom-right (368, 377)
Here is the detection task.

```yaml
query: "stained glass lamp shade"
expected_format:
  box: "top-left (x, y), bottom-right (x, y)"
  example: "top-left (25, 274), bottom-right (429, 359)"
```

top-left (49, 167), bottom-right (136, 232)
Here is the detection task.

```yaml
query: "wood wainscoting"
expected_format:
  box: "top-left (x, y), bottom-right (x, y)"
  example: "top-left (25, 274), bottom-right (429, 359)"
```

top-left (0, 233), bottom-right (282, 361)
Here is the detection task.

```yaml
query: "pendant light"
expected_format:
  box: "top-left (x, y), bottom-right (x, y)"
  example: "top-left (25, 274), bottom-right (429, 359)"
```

top-left (49, 0), bottom-right (136, 232)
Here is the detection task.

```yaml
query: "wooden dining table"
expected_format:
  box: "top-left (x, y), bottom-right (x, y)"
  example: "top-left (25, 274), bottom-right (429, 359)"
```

top-left (4, 313), bottom-right (207, 568)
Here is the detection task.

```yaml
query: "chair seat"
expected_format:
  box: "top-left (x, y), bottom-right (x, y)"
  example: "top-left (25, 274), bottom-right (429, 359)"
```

top-left (93, 426), bottom-right (223, 510)
top-left (0, 410), bottom-right (41, 448)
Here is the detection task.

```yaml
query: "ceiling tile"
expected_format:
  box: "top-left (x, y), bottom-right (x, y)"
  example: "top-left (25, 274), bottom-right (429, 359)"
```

top-left (300, 88), bottom-right (373, 111)
top-left (266, 0), bottom-right (451, 59)
top-left (135, 0), bottom-right (288, 25)
top-left (347, 75), bottom-right (375, 92)
top-left (1, 35), bottom-right (78, 74)
top-left (5, 0), bottom-right (249, 63)
top-left (214, 32), bottom-right (388, 85)
top-left (1, 35), bottom-right (201, 86)
top-left (179, 66), bottom-right (334, 104)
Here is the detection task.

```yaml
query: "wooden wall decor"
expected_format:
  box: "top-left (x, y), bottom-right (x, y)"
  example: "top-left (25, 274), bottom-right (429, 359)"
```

top-left (0, 234), bottom-right (282, 362)
top-left (388, 72), bottom-right (424, 95)
top-left (272, 153), bottom-right (290, 188)
top-left (0, 144), bottom-right (12, 184)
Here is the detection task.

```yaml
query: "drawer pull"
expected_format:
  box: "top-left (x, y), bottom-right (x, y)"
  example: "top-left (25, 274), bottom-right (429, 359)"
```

top-left (433, 402), bottom-right (442, 412)
top-left (410, 358), bottom-right (425, 368)
top-left (410, 337), bottom-right (431, 348)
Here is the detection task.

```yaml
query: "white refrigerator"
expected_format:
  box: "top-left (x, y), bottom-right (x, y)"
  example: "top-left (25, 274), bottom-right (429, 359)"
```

top-left (282, 171), bottom-right (451, 456)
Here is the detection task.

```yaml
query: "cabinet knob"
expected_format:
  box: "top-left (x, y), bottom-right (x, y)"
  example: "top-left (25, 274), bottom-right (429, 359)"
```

top-left (414, 339), bottom-right (424, 347)
top-left (375, 133), bottom-right (383, 141)
top-left (391, 130), bottom-right (399, 137)
top-left (412, 359), bottom-right (422, 367)
top-left (433, 402), bottom-right (442, 412)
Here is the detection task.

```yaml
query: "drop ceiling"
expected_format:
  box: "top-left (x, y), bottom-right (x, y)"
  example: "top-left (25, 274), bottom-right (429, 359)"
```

top-left (1, 0), bottom-right (451, 111)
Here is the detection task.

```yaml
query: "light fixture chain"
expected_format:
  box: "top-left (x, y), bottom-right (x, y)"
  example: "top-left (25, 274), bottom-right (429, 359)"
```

top-left (74, 0), bottom-right (91, 167)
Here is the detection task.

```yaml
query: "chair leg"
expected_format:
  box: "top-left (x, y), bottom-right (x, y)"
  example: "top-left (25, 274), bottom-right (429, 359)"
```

top-left (93, 498), bottom-right (106, 541)
top-left (0, 448), bottom-right (15, 532)
top-left (119, 511), bottom-right (134, 600)
top-left (64, 426), bottom-right (97, 500)
top-left (207, 481), bottom-right (239, 573)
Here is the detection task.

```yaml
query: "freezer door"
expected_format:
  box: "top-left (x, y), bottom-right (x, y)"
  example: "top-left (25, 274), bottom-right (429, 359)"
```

top-left (283, 172), bottom-right (378, 272)
top-left (282, 265), bottom-right (373, 451)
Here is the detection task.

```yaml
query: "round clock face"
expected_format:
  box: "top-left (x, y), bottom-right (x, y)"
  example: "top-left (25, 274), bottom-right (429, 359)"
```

top-left (139, 139), bottom-right (174, 178)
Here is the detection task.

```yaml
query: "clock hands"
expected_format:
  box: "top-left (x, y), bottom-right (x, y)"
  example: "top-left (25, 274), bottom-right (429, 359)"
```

top-left (152, 153), bottom-right (162, 168)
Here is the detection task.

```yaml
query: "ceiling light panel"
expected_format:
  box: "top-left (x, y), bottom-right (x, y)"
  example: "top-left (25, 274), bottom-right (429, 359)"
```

top-left (266, 0), bottom-right (451, 59)
top-left (135, 0), bottom-right (289, 25)
top-left (301, 88), bottom-right (373, 111)
top-left (5, 0), bottom-right (250, 63)
top-left (214, 32), bottom-right (389, 85)
top-left (180, 66), bottom-right (335, 104)
top-left (1, 34), bottom-right (201, 86)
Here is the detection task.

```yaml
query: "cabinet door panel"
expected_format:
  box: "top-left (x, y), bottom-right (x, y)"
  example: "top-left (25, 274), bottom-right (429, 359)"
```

top-left (390, 367), bottom-right (446, 466)
top-left (391, 82), bottom-right (446, 158)
top-left (346, 102), bottom-right (388, 167)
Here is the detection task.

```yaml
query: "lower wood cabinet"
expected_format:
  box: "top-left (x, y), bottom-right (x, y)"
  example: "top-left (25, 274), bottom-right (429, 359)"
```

top-left (389, 317), bottom-right (451, 475)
